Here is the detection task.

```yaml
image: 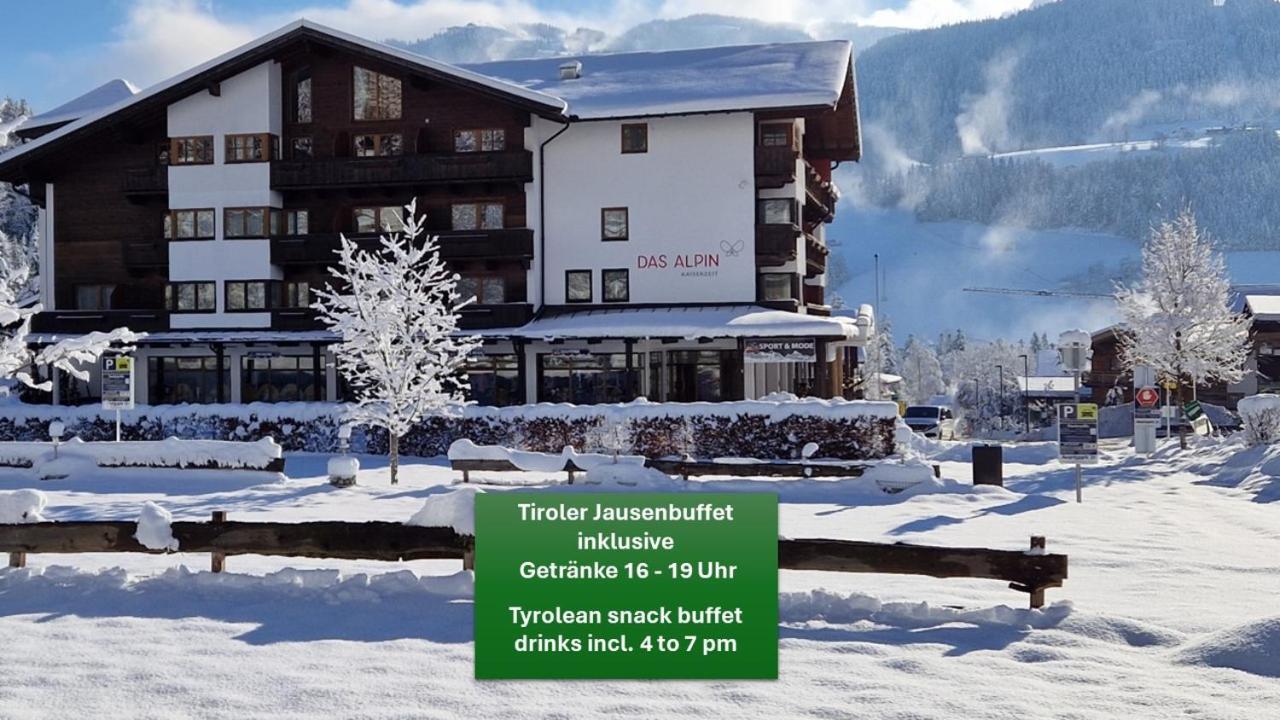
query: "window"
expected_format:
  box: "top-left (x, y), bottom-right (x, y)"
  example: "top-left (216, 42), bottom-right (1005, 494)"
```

top-left (281, 281), bottom-right (311, 308)
top-left (601, 207), bottom-right (628, 241)
top-left (166, 282), bottom-right (216, 312)
top-left (354, 133), bottom-right (403, 157)
top-left (164, 209), bottom-right (216, 240)
top-left (602, 269), bottom-right (629, 302)
top-left (225, 281), bottom-right (273, 311)
top-left (353, 206), bottom-right (405, 234)
top-left (170, 136), bottom-right (214, 165)
top-left (280, 209), bottom-right (309, 236)
top-left (451, 202), bottom-right (504, 231)
top-left (565, 270), bottom-right (592, 303)
top-left (453, 128), bottom-right (506, 152)
top-left (224, 208), bottom-right (269, 238)
top-left (148, 356), bottom-right (227, 404)
top-left (466, 354), bottom-right (521, 406)
top-left (225, 133), bottom-right (275, 163)
top-left (353, 66), bottom-right (402, 121)
top-left (457, 274), bottom-right (506, 305)
top-left (537, 353), bottom-right (638, 404)
top-left (294, 69), bottom-right (312, 123)
top-left (75, 284), bottom-right (115, 310)
top-left (621, 123), bottom-right (648, 153)
top-left (759, 123), bottom-right (793, 148)
top-left (758, 198), bottom-right (795, 225)
top-left (292, 136), bottom-right (313, 159)
top-left (759, 273), bottom-right (794, 302)
top-left (241, 354), bottom-right (324, 403)
top-left (666, 350), bottom-right (734, 403)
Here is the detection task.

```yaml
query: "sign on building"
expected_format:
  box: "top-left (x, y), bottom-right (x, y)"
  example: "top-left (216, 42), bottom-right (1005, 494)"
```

top-left (101, 356), bottom-right (135, 410)
top-left (743, 338), bottom-right (816, 364)
top-left (1057, 402), bottom-right (1098, 464)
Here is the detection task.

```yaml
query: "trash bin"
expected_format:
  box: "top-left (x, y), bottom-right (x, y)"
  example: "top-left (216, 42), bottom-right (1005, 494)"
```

top-left (972, 444), bottom-right (1003, 487)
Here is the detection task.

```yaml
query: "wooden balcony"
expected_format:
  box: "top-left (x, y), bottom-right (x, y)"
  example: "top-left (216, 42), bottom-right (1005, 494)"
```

top-left (270, 151), bottom-right (533, 190)
top-left (805, 232), bottom-right (828, 274)
top-left (271, 229), bottom-right (534, 266)
top-left (804, 162), bottom-right (838, 222)
top-left (123, 240), bottom-right (168, 268)
top-left (270, 308), bottom-right (323, 331)
top-left (31, 310), bottom-right (170, 335)
top-left (755, 224), bottom-right (799, 265)
top-left (458, 302), bottom-right (534, 330)
top-left (123, 167), bottom-right (168, 196)
top-left (754, 146), bottom-right (798, 188)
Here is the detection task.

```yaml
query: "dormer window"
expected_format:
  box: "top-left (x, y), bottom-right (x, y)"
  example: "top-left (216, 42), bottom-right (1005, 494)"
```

top-left (353, 66), bottom-right (402, 121)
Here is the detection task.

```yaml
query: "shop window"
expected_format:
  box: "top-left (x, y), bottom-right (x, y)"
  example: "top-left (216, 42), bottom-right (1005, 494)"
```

top-left (165, 209), bottom-right (215, 240)
top-left (601, 207), bottom-right (628, 241)
top-left (241, 354), bottom-right (324, 403)
top-left (757, 198), bottom-right (794, 225)
top-left (621, 123), bottom-right (648, 153)
top-left (170, 136), bottom-right (214, 165)
top-left (353, 206), bottom-right (405, 234)
top-left (565, 270), bottom-right (592, 303)
top-left (148, 356), bottom-right (226, 404)
top-left (354, 133), bottom-right (403, 157)
top-left (353, 66), bottom-right (402, 121)
top-left (75, 284), bottom-right (115, 310)
top-left (451, 202), bottom-right (504, 230)
top-left (667, 350), bottom-right (734, 403)
top-left (466, 354), bottom-right (521, 406)
top-left (165, 282), bottom-right (216, 313)
top-left (454, 128), bottom-right (505, 152)
top-left (603, 269), bottom-right (629, 302)
top-left (458, 274), bottom-right (506, 305)
top-left (537, 353), bottom-right (637, 404)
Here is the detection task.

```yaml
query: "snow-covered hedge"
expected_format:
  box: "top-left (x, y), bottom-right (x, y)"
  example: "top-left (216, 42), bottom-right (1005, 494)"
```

top-left (0, 398), bottom-right (898, 461)
top-left (1238, 394), bottom-right (1280, 446)
top-left (0, 437), bottom-right (283, 471)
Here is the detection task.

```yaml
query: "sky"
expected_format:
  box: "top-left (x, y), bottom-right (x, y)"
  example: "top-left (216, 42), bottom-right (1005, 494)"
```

top-left (0, 0), bottom-right (1039, 113)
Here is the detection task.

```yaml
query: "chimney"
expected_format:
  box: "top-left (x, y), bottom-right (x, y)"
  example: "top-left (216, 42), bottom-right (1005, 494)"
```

top-left (558, 60), bottom-right (583, 81)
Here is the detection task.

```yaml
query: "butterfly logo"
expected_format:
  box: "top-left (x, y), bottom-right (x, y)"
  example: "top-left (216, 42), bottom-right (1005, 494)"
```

top-left (720, 239), bottom-right (745, 257)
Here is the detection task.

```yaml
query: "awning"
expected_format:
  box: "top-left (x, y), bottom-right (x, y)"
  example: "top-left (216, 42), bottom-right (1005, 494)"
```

top-left (475, 303), bottom-right (874, 343)
top-left (27, 330), bottom-right (339, 346)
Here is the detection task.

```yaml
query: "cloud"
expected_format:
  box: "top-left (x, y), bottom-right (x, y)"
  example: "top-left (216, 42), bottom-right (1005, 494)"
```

top-left (863, 0), bottom-right (1039, 29)
top-left (954, 47), bottom-right (1020, 155)
top-left (1100, 89), bottom-right (1162, 137)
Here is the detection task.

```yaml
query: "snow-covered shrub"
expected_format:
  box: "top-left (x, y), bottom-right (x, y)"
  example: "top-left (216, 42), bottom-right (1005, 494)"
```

top-left (1238, 395), bottom-right (1280, 446)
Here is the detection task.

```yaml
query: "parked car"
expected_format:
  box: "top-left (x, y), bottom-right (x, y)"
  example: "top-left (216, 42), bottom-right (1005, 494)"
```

top-left (903, 405), bottom-right (957, 440)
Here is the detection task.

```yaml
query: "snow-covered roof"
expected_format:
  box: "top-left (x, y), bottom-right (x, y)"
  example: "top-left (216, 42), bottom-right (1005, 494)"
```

top-left (1244, 294), bottom-right (1280, 321)
top-left (464, 40), bottom-right (852, 119)
top-left (22, 79), bottom-right (139, 132)
top-left (475, 304), bottom-right (873, 342)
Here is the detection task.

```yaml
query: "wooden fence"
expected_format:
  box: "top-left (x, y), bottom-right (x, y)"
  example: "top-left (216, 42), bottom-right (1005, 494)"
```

top-left (0, 515), bottom-right (1066, 608)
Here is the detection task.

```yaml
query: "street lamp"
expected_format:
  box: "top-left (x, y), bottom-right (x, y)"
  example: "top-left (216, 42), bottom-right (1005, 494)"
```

top-left (1018, 354), bottom-right (1030, 433)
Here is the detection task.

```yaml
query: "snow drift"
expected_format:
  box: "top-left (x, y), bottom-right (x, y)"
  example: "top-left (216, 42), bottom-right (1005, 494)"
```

top-left (1173, 616), bottom-right (1280, 677)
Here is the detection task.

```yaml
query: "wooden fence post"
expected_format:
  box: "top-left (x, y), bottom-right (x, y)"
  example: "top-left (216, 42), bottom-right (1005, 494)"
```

top-left (463, 548), bottom-right (475, 571)
top-left (8, 552), bottom-right (25, 568)
top-left (210, 511), bottom-right (227, 573)
top-left (1028, 536), bottom-right (1047, 608)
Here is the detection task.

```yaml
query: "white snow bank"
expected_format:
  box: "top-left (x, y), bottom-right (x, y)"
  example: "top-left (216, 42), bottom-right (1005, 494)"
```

top-left (0, 489), bottom-right (47, 523)
top-left (779, 588), bottom-right (1072, 630)
top-left (1173, 616), bottom-right (1280, 677)
top-left (1239, 393), bottom-right (1280, 445)
top-left (583, 463), bottom-right (681, 489)
top-left (407, 487), bottom-right (482, 535)
top-left (0, 437), bottom-right (282, 470)
top-left (134, 501), bottom-right (178, 551)
top-left (859, 459), bottom-right (937, 490)
top-left (929, 441), bottom-right (1060, 465)
top-left (448, 439), bottom-right (646, 472)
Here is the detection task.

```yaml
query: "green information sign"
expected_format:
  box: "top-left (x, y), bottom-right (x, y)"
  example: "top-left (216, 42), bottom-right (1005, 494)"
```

top-left (475, 492), bottom-right (778, 680)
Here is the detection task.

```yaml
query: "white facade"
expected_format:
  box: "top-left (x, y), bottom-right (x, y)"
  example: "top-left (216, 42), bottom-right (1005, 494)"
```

top-left (536, 113), bottom-right (758, 306)
top-left (166, 62), bottom-right (283, 329)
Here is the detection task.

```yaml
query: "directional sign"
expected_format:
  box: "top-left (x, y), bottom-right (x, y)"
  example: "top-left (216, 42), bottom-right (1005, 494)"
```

top-left (1183, 399), bottom-right (1204, 421)
top-left (1058, 403), bottom-right (1098, 464)
top-left (1135, 386), bottom-right (1162, 422)
top-left (101, 356), bottom-right (135, 411)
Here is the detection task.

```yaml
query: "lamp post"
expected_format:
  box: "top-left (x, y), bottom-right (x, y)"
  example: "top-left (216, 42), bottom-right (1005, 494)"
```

top-left (48, 421), bottom-right (64, 460)
top-left (1019, 354), bottom-right (1030, 433)
top-left (996, 364), bottom-right (1005, 431)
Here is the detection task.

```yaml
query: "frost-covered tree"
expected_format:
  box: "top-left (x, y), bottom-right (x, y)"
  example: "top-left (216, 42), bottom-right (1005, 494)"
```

top-left (900, 336), bottom-right (944, 405)
top-left (861, 317), bottom-right (898, 400)
top-left (1115, 208), bottom-right (1250, 447)
top-left (948, 339), bottom-right (1026, 435)
top-left (313, 199), bottom-right (480, 484)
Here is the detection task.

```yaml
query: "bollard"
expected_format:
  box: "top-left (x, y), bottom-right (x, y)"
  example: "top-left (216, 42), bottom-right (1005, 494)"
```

top-left (210, 511), bottom-right (227, 573)
top-left (972, 444), bottom-right (1004, 486)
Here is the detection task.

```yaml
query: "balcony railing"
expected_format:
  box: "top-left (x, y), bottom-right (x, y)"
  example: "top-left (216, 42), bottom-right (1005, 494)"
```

top-left (123, 167), bottom-right (168, 195)
top-left (804, 163), bottom-right (838, 221)
top-left (271, 308), bottom-right (323, 331)
top-left (270, 151), bottom-right (534, 190)
top-left (123, 240), bottom-right (168, 268)
top-left (271, 229), bottom-right (534, 266)
top-left (805, 232), bottom-right (828, 273)
top-left (754, 146), bottom-right (798, 187)
top-left (755, 224), bottom-right (799, 265)
top-left (31, 310), bottom-right (170, 335)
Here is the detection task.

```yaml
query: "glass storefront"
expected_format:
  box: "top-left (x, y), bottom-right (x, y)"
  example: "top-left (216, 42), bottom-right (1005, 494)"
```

top-left (666, 350), bottom-right (736, 402)
top-left (537, 353), bottom-right (638, 404)
top-left (242, 354), bottom-right (324, 402)
top-left (466, 354), bottom-right (522, 406)
top-left (148, 356), bottom-right (228, 404)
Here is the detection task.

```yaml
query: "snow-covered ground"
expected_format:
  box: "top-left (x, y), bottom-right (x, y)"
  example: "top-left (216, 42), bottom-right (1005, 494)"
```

top-left (0, 442), bottom-right (1277, 718)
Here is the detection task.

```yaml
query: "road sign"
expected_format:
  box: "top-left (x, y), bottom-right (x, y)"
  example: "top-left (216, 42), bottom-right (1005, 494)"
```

top-left (1135, 387), bottom-right (1159, 408)
top-left (1135, 386), bottom-right (1162, 423)
top-left (1183, 399), bottom-right (1204, 421)
top-left (1058, 403), bottom-right (1098, 464)
top-left (101, 357), bottom-right (135, 411)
